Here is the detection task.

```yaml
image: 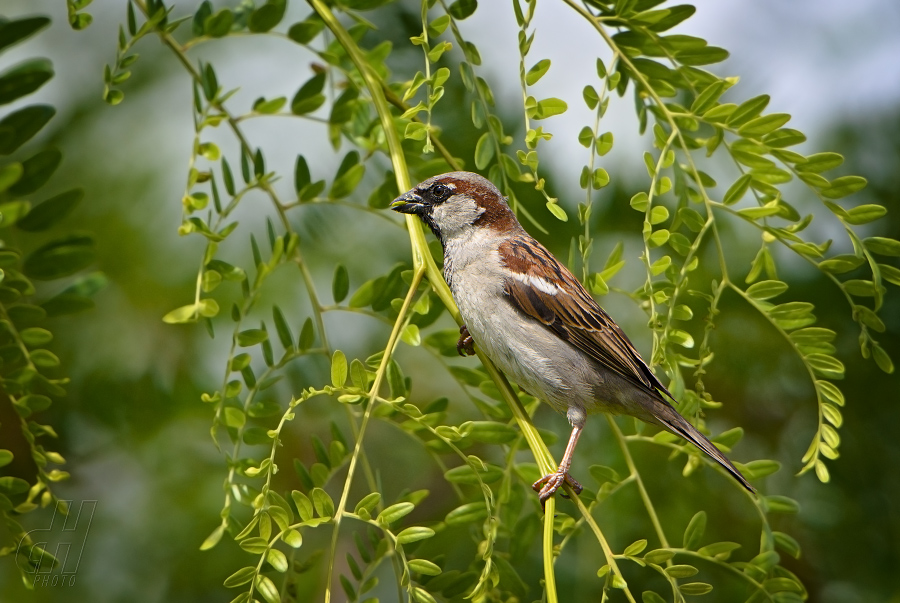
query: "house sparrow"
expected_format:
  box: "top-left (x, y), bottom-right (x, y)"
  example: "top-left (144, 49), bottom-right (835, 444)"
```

top-left (391, 171), bottom-right (754, 506)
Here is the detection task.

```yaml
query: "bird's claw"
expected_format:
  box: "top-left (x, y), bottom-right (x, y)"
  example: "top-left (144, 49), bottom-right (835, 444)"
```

top-left (456, 324), bottom-right (476, 356)
top-left (532, 471), bottom-right (583, 509)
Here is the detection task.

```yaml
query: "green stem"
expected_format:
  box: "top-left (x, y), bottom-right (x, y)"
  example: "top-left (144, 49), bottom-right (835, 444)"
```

top-left (609, 417), bottom-right (669, 549)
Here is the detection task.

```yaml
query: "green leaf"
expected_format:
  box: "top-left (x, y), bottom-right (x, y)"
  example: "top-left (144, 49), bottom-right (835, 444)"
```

top-left (596, 131), bottom-right (614, 155)
top-left (266, 548), bottom-right (288, 573)
top-left (204, 9), bottom-right (234, 38)
top-left (815, 379), bottom-right (844, 406)
top-left (723, 174), bottom-right (751, 205)
top-left (23, 234), bottom-right (94, 280)
top-left (690, 80), bottom-right (727, 115)
top-left (17, 189), bottom-right (83, 232)
top-left (408, 559), bottom-right (442, 575)
top-left (446, 501), bottom-right (488, 525)
top-left (248, 0), bottom-right (286, 33)
top-left (474, 132), bottom-right (494, 169)
top-left (0, 58), bottom-right (53, 106)
top-left (583, 85), bottom-right (599, 109)
top-left (703, 103), bottom-right (736, 123)
top-left (332, 264), bottom-right (349, 303)
top-left (444, 463), bottom-right (504, 484)
top-left (819, 254), bottom-right (865, 274)
top-left (255, 575), bottom-right (281, 603)
top-left (878, 264), bottom-right (900, 287)
top-left (0, 105), bottom-right (55, 155)
top-left (378, 502), bottom-right (414, 524)
top-left (577, 126), bottom-right (593, 148)
top-left (740, 459), bottom-right (781, 479)
top-left (288, 18), bottom-right (325, 45)
top-left (331, 350), bottom-right (348, 387)
top-left (291, 73), bottom-right (326, 115)
top-left (682, 510), bottom-right (706, 549)
top-left (864, 236), bottom-right (900, 256)
top-left (843, 204), bottom-right (885, 224)
top-left (405, 122), bottom-right (428, 141)
top-left (649, 205), bottom-right (669, 225)
top-left (311, 487), bottom-right (335, 517)
top-left (401, 324), bottom-right (421, 346)
top-left (331, 164), bottom-right (365, 199)
top-left (650, 255), bottom-right (671, 275)
top-left (592, 168), bottom-right (610, 189)
top-left (679, 583), bottom-right (713, 595)
top-left (873, 344), bottom-right (894, 373)
top-left (448, 0), bottom-right (478, 20)
top-left (623, 539), bottom-right (648, 556)
top-left (0, 200), bottom-right (31, 227)
top-left (462, 421), bottom-right (517, 444)
top-left (223, 407), bottom-right (245, 429)
top-left (396, 526), bottom-right (435, 544)
top-left (0, 17), bottom-right (50, 54)
top-left (630, 192), bottom-right (649, 212)
top-left (270, 306), bottom-right (293, 350)
top-left (665, 564), bottom-right (698, 578)
top-left (298, 317), bottom-right (315, 350)
top-left (525, 59), bottom-right (551, 85)
top-left (533, 97), bottom-right (567, 119)
top-left (764, 128), bottom-right (806, 147)
top-left (765, 495), bottom-right (800, 513)
top-left (798, 152), bottom-right (843, 173)
top-left (806, 353), bottom-right (845, 378)
top-left (697, 541), bottom-right (741, 559)
top-left (224, 566), bottom-right (256, 588)
top-left (8, 147), bottom-right (61, 196)
top-left (773, 531), bottom-right (801, 559)
top-left (0, 162), bottom-right (23, 192)
top-left (546, 201), bottom-right (568, 221)
top-left (822, 175), bottom-right (867, 199)
top-left (252, 96), bottom-right (286, 114)
top-left (738, 205), bottom-right (781, 220)
top-left (676, 46), bottom-right (728, 66)
top-left (633, 5), bottom-right (695, 32)
top-left (727, 94), bottom-right (770, 127)
top-left (668, 328), bottom-right (693, 348)
top-left (237, 329), bottom-right (268, 347)
top-left (746, 280), bottom-right (787, 300)
top-left (292, 490), bottom-right (313, 521)
top-left (738, 113), bottom-right (791, 137)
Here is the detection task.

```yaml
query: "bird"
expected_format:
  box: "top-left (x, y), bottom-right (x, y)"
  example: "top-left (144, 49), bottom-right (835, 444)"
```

top-left (390, 171), bottom-right (754, 506)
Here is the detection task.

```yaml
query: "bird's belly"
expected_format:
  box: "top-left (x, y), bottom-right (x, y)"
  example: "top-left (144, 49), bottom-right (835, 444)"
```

top-left (452, 279), bottom-right (595, 414)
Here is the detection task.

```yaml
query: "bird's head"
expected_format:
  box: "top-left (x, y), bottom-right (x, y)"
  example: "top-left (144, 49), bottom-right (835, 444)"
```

top-left (390, 172), bottom-right (519, 244)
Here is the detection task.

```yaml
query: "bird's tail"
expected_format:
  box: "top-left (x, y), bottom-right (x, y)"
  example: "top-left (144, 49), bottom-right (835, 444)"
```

top-left (652, 401), bottom-right (755, 494)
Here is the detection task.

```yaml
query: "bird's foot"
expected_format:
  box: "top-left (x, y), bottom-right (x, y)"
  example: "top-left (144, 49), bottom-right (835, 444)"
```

top-left (532, 470), bottom-right (583, 509)
top-left (456, 324), bottom-right (476, 356)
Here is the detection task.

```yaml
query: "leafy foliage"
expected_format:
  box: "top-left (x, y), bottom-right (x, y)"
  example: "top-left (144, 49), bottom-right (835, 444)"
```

top-left (62, 0), bottom-right (899, 601)
top-left (0, 15), bottom-right (103, 586)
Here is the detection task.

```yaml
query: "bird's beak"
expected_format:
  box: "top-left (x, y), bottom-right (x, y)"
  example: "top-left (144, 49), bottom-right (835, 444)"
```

top-left (390, 190), bottom-right (426, 215)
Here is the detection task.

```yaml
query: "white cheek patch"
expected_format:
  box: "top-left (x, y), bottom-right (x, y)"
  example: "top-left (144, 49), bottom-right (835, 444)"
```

top-left (510, 271), bottom-right (560, 295)
top-left (432, 197), bottom-right (485, 238)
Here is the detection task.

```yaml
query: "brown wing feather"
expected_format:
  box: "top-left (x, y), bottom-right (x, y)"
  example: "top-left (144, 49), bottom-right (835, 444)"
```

top-left (499, 236), bottom-right (672, 398)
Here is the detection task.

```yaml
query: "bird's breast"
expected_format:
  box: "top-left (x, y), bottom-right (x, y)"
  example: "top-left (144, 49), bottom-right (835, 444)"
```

top-left (446, 250), bottom-right (596, 414)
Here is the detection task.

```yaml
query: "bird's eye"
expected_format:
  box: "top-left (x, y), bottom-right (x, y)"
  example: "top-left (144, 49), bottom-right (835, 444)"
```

top-left (431, 184), bottom-right (450, 199)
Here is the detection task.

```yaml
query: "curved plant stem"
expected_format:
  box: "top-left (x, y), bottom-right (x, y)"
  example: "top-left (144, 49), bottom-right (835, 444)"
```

top-left (311, 2), bottom-right (633, 599)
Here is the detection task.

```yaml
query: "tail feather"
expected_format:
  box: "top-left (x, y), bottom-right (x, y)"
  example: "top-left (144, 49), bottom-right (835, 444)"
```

top-left (653, 401), bottom-right (755, 493)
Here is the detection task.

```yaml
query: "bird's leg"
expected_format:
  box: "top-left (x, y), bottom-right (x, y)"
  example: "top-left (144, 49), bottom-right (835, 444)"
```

top-left (533, 416), bottom-right (585, 508)
top-left (456, 324), bottom-right (476, 356)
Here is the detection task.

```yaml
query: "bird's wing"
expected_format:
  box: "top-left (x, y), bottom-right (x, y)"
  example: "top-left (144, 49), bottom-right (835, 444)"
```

top-left (498, 235), bottom-right (671, 397)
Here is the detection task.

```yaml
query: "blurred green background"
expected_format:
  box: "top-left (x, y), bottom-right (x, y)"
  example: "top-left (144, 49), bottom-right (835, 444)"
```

top-left (1, 1), bottom-right (899, 601)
